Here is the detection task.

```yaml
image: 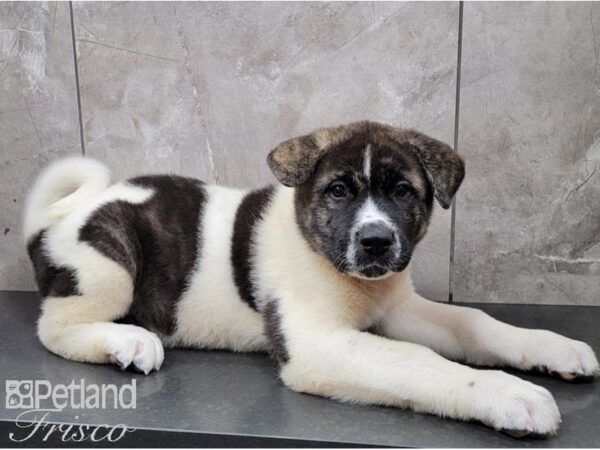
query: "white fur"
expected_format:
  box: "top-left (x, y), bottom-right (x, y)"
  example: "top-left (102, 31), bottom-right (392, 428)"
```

top-left (363, 144), bottom-right (372, 180)
top-left (169, 185), bottom-right (268, 351)
top-left (23, 157), bottom-right (111, 241)
top-left (355, 196), bottom-right (395, 229)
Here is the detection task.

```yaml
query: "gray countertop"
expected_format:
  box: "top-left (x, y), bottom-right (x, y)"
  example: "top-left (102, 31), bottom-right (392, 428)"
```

top-left (1, 291), bottom-right (598, 447)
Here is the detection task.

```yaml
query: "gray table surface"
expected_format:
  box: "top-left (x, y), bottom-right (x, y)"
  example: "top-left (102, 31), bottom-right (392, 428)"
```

top-left (1, 291), bottom-right (599, 447)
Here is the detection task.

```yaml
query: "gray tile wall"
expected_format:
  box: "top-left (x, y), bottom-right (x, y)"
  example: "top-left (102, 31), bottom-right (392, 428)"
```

top-left (454, 2), bottom-right (600, 305)
top-left (0, 2), bottom-right (81, 290)
top-left (1, 2), bottom-right (598, 305)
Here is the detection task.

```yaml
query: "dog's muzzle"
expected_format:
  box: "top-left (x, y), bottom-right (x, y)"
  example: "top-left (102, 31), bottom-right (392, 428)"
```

top-left (352, 222), bottom-right (400, 278)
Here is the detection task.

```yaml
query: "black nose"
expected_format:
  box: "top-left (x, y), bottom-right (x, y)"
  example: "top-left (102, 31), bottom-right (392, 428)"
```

top-left (357, 224), bottom-right (394, 256)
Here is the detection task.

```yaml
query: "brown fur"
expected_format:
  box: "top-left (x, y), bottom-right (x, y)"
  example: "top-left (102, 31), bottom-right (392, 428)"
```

top-left (268, 121), bottom-right (464, 209)
top-left (263, 301), bottom-right (290, 364)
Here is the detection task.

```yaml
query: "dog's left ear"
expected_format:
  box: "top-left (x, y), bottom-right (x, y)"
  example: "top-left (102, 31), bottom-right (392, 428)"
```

top-left (267, 126), bottom-right (351, 187)
top-left (401, 130), bottom-right (465, 209)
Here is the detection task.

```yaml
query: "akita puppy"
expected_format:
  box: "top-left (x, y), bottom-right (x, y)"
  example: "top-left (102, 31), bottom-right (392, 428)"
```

top-left (24, 122), bottom-right (598, 436)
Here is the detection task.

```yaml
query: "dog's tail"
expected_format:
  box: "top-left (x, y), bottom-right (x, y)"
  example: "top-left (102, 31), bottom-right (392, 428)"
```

top-left (23, 157), bottom-right (111, 241)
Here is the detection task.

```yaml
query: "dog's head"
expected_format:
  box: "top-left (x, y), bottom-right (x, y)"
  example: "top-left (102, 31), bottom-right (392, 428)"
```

top-left (267, 121), bottom-right (464, 280)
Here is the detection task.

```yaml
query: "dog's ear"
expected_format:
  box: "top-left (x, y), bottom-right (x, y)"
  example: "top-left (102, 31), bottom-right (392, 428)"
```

top-left (267, 126), bottom-right (353, 187)
top-left (267, 134), bottom-right (324, 187)
top-left (401, 130), bottom-right (465, 209)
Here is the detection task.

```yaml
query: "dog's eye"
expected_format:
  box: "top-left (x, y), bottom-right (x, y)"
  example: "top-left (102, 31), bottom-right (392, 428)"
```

top-left (394, 182), bottom-right (411, 198)
top-left (329, 182), bottom-right (347, 199)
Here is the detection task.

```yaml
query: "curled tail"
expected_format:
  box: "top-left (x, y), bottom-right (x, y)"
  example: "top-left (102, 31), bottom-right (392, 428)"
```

top-left (23, 157), bottom-right (111, 241)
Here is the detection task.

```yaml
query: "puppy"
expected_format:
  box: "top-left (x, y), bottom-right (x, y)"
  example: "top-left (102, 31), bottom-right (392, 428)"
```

top-left (24, 121), bottom-right (599, 436)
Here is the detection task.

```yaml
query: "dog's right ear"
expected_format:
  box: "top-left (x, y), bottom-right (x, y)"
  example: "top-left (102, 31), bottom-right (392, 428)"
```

top-left (267, 133), bottom-right (328, 187)
top-left (268, 125), bottom-right (354, 187)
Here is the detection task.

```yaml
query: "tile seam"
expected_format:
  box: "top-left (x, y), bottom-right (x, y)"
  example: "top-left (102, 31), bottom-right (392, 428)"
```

top-left (449, 1), bottom-right (464, 303)
top-left (69, 1), bottom-right (85, 156)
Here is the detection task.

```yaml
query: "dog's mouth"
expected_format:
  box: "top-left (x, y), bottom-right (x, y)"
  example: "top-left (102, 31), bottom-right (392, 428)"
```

top-left (357, 265), bottom-right (391, 279)
top-left (347, 257), bottom-right (411, 280)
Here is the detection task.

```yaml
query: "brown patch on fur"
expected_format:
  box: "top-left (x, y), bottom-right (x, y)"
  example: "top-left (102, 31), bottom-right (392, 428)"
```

top-left (27, 231), bottom-right (80, 298)
top-left (80, 175), bottom-right (206, 336)
top-left (263, 301), bottom-right (289, 364)
top-left (231, 186), bottom-right (275, 311)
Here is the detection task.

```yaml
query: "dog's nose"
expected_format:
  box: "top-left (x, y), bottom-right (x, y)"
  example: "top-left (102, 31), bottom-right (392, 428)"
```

top-left (357, 224), bottom-right (394, 256)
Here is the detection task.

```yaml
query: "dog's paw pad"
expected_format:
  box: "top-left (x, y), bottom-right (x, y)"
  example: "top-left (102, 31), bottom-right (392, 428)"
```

top-left (553, 371), bottom-right (595, 383)
top-left (500, 428), bottom-right (549, 439)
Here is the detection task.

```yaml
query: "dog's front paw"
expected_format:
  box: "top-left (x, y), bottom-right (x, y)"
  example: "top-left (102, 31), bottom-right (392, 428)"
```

top-left (517, 330), bottom-right (599, 381)
top-left (472, 371), bottom-right (561, 437)
top-left (106, 325), bottom-right (164, 375)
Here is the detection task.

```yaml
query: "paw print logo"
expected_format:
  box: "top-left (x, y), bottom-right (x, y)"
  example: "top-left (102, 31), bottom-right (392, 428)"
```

top-left (5, 380), bottom-right (34, 409)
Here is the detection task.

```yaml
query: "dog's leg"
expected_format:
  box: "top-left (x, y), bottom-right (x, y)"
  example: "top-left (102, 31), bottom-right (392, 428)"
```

top-left (375, 293), bottom-right (599, 380)
top-left (281, 328), bottom-right (561, 436)
top-left (37, 263), bottom-right (164, 374)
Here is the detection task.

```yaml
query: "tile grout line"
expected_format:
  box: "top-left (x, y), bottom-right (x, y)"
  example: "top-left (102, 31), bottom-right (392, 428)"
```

top-left (448, 1), bottom-right (463, 303)
top-left (69, 1), bottom-right (86, 156)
